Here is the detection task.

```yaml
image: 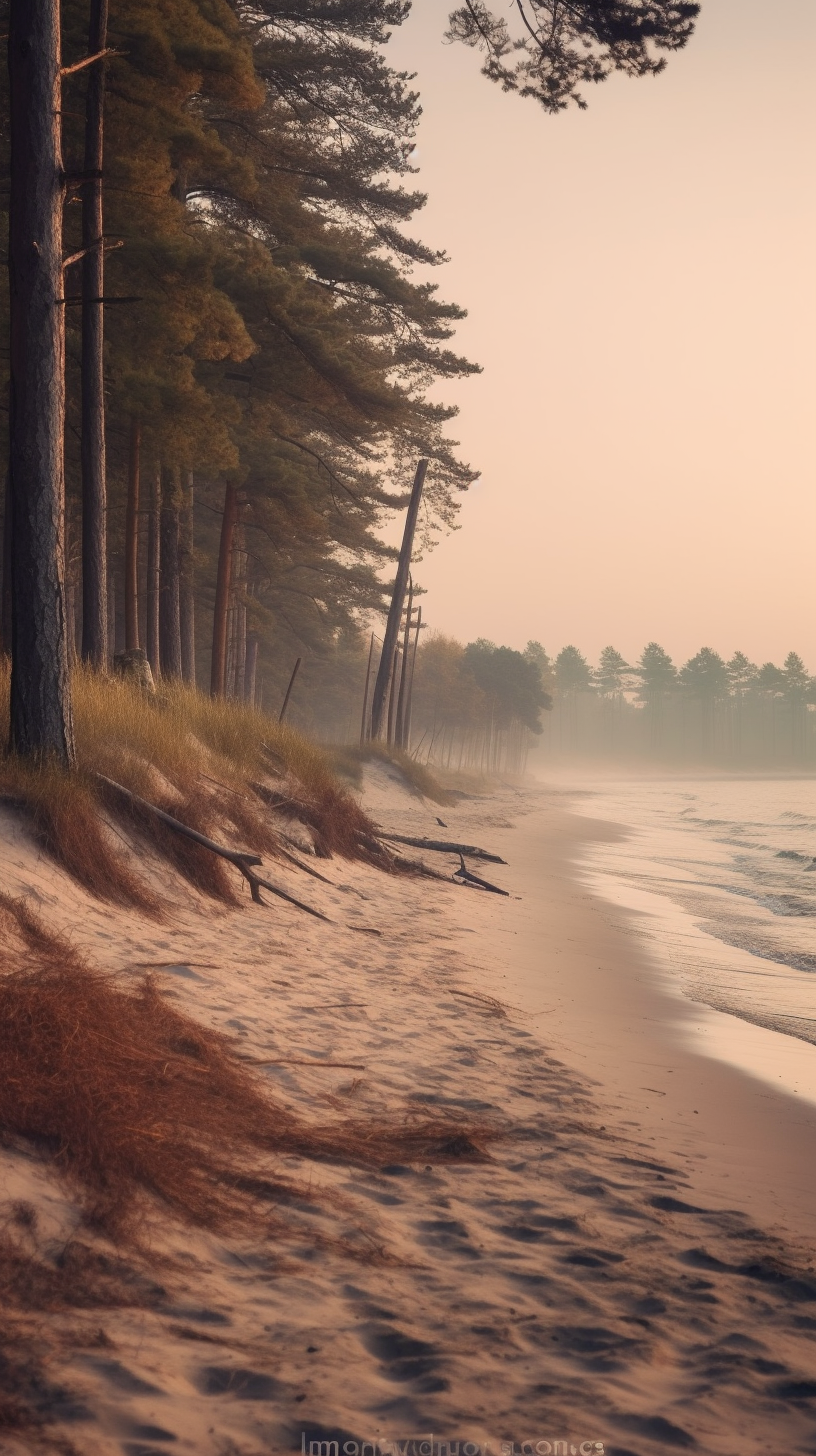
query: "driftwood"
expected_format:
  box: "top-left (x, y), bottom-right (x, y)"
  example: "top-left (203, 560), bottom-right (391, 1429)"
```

top-left (96, 775), bottom-right (325, 917)
top-left (275, 841), bottom-right (335, 885)
top-left (378, 833), bottom-right (506, 864)
top-left (454, 853), bottom-right (509, 897)
top-left (389, 852), bottom-right (459, 884)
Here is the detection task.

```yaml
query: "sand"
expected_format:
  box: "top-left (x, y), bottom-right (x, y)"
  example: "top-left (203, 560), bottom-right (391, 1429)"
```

top-left (2, 767), bottom-right (816, 1456)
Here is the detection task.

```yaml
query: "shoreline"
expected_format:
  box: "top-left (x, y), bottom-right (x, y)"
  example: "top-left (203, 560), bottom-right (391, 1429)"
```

top-left (454, 784), bottom-right (816, 1244)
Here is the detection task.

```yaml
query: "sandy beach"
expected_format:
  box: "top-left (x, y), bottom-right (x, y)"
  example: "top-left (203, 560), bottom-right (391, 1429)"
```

top-left (3, 766), bottom-right (816, 1456)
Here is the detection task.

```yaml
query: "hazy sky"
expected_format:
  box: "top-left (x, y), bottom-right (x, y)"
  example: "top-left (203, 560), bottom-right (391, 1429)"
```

top-left (385, 0), bottom-right (816, 669)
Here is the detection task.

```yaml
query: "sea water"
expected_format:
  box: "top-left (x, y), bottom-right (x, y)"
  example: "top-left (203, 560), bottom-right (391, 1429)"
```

top-left (565, 776), bottom-right (816, 1105)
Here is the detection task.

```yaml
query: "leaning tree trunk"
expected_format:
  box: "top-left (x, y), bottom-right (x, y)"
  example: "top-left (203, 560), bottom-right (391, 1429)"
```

top-left (124, 415), bottom-right (140, 650)
top-left (145, 463), bottom-right (160, 679)
top-left (80, 0), bottom-right (110, 669)
top-left (210, 480), bottom-right (238, 698)
top-left (370, 459), bottom-right (427, 739)
top-left (179, 470), bottom-right (195, 684)
top-left (7, 0), bottom-right (75, 764)
top-left (159, 465), bottom-right (182, 680)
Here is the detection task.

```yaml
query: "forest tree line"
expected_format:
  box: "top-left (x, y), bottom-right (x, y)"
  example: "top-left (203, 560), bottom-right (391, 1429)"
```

top-left (0, 0), bottom-right (479, 717)
top-left (0, 0), bottom-right (699, 765)
top-left (273, 635), bottom-right (816, 775)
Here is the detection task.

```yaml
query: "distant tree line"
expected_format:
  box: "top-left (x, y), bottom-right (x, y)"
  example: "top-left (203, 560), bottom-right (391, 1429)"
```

top-left (538, 643), bottom-right (816, 767)
top-left (276, 635), bottom-right (816, 775)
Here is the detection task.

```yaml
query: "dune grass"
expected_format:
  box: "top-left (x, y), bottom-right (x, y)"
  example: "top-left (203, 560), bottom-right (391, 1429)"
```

top-left (0, 895), bottom-right (491, 1240)
top-left (0, 662), bottom-right (384, 908)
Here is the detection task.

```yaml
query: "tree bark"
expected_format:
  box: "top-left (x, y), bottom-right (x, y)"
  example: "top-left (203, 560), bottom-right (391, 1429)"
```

top-left (210, 480), bottom-right (238, 698)
top-left (7, 0), bottom-right (75, 763)
top-left (404, 604), bottom-right (421, 753)
top-left (395, 580), bottom-right (413, 748)
top-left (244, 634), bottom-right (258, 705)
top-left (124, 414), bottom-right (140, 650)
top-left (1, 471), bottom-right (11, 658)
top-left (79, 0), bottom-right (110, 669)
top-left (179, 470), bottom-right (195, 684)
top-left (370, 459), bottom-right (427, 739)
top-left (145, 463), bottom-right (160, 679)
top-left (159, 464), bottom-right (182, 680)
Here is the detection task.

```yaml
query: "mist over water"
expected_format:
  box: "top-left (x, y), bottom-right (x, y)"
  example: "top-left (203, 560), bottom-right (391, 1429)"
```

top-left (563, 776), bottom-right (816, 1067)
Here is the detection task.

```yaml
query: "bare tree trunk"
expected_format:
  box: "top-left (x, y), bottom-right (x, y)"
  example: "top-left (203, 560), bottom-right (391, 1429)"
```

top-left (404, 604), bottom-right (421, 754)
top-left (227, 520), bottom-right (247, 699)
top-left (1, 471), bottom-right (11, 657)
top-left (107, 566), bottom-right (115, 664)
top-left (179, 470), bottom-right (195, 684)
top-left (386, 644), bottom-right (400, 746)
top-left (210, 480), bottom-right (238, 698)
top-left (395, 581), bottom-right (414, 749)
top-left (145, 463), bottom-right (160, 679)
top-left (234, 600), bottom-right (246, 699)
top-left (8, 0), bottom-right (75, 763)
top-left (124, 415), bottom-right (140, 650)
top-left (79, 0), bottom-right (109, 669)
top-left (159, 464), bottom-right (181, 680)
top-left (360, 632), bottom-right (375, 746)
top-left (244, 634), bottom-right (258, 705)
top-left (370, 459), bottom-right (427, 739)
top-left (64, 494), bottom-right (78, 666)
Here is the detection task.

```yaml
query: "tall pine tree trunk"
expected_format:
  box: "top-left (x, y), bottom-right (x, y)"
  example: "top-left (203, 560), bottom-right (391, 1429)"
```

top-left (8, 0), bottom-right (75, 763)
top-left (159, 465), bottom-right (181, 680)
top-left (244, 635), bottom-right (258, 705)
top-left (1, 472), bottom-right (11, 658)
top-left (210, 481), bottom-right (238, 698)
top-left (179, 470), bottom-right (195, 684)
top-left (80, 0), bottom-right (110, 669)
top-left (145, 464), bottom-right (160, 679)
top-left (124, 415), bottom-right (140, 650)
top-left (107, 566), bottom-right (116, 663)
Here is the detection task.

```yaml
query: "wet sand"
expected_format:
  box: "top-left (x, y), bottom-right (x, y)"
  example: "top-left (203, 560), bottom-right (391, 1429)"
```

top-left (453, 789), bottom-right (816, 1244)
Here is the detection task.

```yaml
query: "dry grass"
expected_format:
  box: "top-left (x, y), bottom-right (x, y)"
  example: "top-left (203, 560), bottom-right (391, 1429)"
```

top-left (0, 896), bottom-right (493, 1240)
top-left (0, 662), bottom-right (387, 907)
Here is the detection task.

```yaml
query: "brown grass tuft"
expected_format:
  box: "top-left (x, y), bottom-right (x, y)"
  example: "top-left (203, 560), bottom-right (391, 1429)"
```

top-left (0, 662), bottom-right (394, 906)
top-left (0, 897), bottom-right (493, 1239)
top-left (0, 758), bottom-right (163, 915)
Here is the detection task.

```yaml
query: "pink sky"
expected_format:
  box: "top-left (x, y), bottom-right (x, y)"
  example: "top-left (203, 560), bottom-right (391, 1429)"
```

top-left (385, 0), bottom-right (816, 670)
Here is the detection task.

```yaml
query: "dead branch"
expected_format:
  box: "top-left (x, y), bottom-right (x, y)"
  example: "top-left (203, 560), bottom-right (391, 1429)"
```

top-left (454, 853), bottom-right (509, 896)
top-left (95, 775), bottom-right (325, 919)
top-left (377, 834), bottom-right (506, 864)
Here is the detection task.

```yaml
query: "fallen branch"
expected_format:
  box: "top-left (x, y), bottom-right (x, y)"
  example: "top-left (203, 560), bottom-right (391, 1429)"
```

top-left (275, 842), bottom-right (336, 885)
top-left (96, 775), bottom-right (327, 919)
top-left (389, 852), bottom-right (460, 884)
top-left (248, 872), bottom-right (330, 921)
top-left (454, 853), bottom-right (509, 896)
top-left (377, 834), bottom-right (506, 864)
top-left (96, 775), bottom-right (262, 874)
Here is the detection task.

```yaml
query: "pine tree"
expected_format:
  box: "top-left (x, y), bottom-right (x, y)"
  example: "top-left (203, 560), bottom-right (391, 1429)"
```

top-left (446, 0), bottom-right (699, 112)
top-left (6, 0), bottom-right (75, 764)
top-left (595, 646), bottom-right (631, 696)
top-left (555, 645), bottom-right (593, 693)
